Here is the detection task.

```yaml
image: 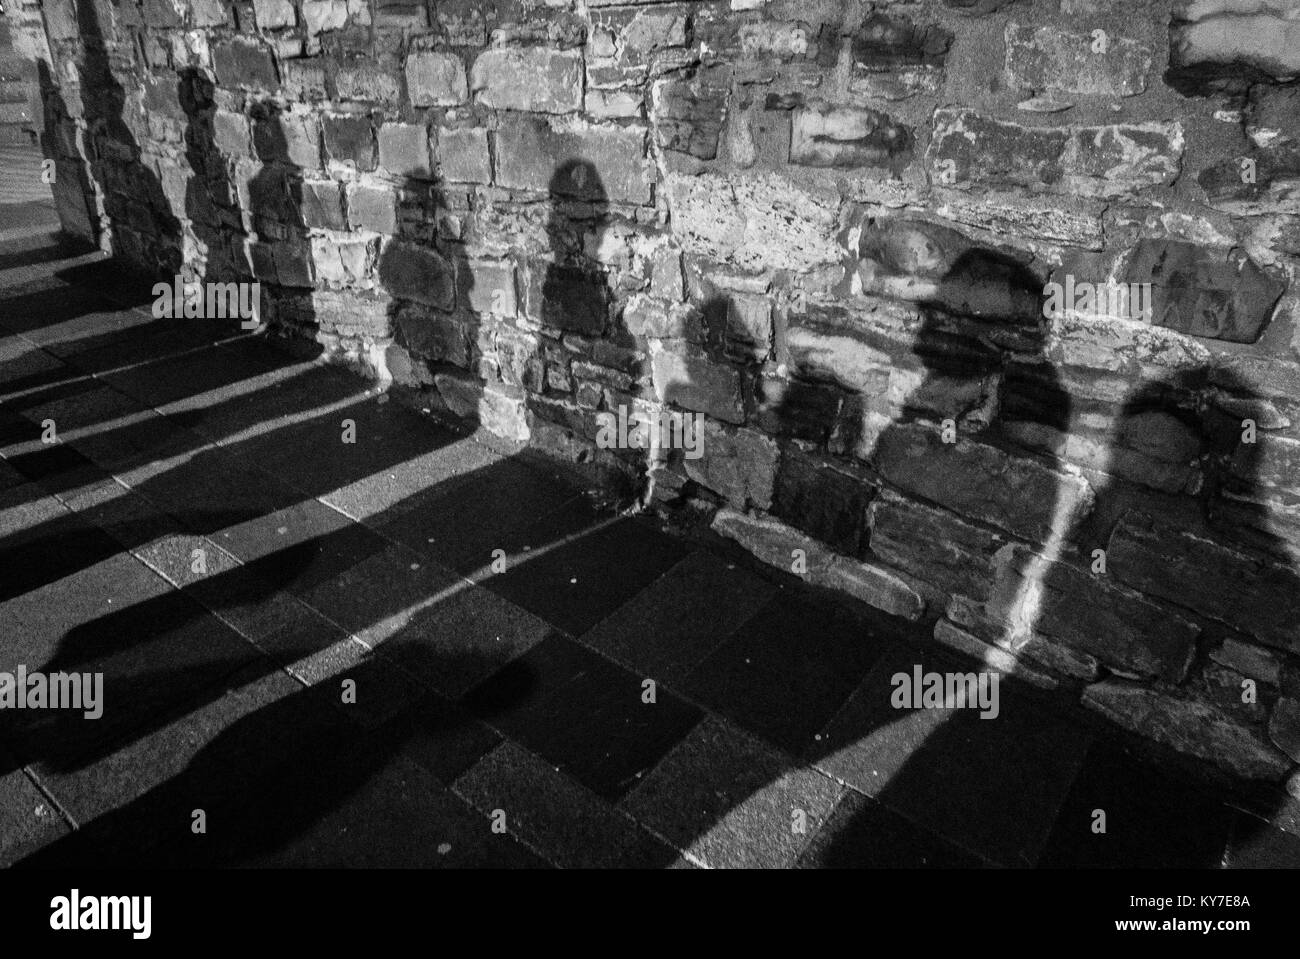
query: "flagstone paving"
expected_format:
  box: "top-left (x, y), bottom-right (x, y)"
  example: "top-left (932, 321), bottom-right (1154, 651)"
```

top-left (3, 181), bottom-right (1300, 869)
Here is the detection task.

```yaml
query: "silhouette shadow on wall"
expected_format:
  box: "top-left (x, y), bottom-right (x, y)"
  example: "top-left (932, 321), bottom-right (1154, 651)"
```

top-left (67, 0), bottom-right (181, 275)
top-left (5, 139), bottom-right (1296, 866)
top-left (675, 243), bottom-right (1294, 867)
top-left (1, 156), bottom-right (669, 866)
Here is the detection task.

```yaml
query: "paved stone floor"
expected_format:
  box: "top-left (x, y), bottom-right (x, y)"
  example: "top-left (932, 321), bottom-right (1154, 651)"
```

top-left (3, 164), bottom-right (1300, 868)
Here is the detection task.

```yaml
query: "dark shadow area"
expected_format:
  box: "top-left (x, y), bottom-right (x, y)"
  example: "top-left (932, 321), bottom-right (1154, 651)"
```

top-left (536, 159), bottom-right (641, 502)
top-left (668, 245), bottom-right (1295, 868)
top-left (69, 0), bottom-right (180, 276)
top-left (7, 137), bottom-right (1296, 868)
top-left (1, 155), bottom-right (682, 865)
top-left (768, 247), bottom-right (1083, 867)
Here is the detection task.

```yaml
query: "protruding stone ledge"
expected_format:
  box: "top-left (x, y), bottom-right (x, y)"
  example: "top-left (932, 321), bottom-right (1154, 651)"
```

top-left (711, 508), bottom-right (925, 621)
top-left (1083, 679), bottom-right (1292, 782)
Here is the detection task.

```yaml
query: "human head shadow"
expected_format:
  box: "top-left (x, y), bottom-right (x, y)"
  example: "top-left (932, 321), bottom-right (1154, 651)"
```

top-left (539, 159), bottom-right (612, 342)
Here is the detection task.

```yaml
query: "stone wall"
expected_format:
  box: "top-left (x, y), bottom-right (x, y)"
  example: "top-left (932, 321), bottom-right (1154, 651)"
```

top-left (30, 0), bottom-right (1300, 786)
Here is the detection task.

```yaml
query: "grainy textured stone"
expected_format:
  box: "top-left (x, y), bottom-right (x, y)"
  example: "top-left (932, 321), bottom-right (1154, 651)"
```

top-left (711, 508), bottom-right (833, 578)
top-left (470, 47), bottom-right (582, 114)
top-left (1108, 510), bottom-right (1300, 656)
top-left (212, 38), bottom-right (278, 91)
top-left (651, 349), bottom-right (744, 425)
top-left (436, 126), bottom-right (490, 183)
top-left (1004, 23), bottom-right (1153, 97)
top-left (665, 171), bottom-right (842, 273)
top-left (928, 110), bottom-right (1183, 198)
top-left (1122, 240), bottom-right (1284, 343)
top-left (822, 556), bottom-right (924, 620)
top-left (37, 0), bottom-right (1300, 780)
top-left (684, 420), bottom-right (779, 511)
top-left (405, 50), bottom-right (468, 107)
top-left (495, 115), bottom-right (653, 204)
top-left (789, 103), bottom-right (913, 168)
top-left (870, 423), bottom-right (1094, 545)
top-left (988, 545), bottom-right (1199, 683)
top-left (868, 492), bottom-right (1002, 601)
top-left (1083, 680), bottom-right (1290, 781)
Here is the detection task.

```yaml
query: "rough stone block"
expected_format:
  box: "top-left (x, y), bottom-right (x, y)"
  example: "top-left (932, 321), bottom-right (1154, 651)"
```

top-left (684, 420), bottom-right (778, 510)
top-left (851, 10), bottom-right (952, 67)
top-left (1210, 637), bottom-right (1283, 686)
top-left (651, 349), bottom-right (744, 425)
top-left (1109, 510), bottom-right (1300, 656)
top-left (666, 171), bottom-right (841, 273)
top-left (790, 103), bottom-right (913, 168)
top-left (254, 112), bottom-right (322, 170)
top-left (947, 595), bottom-right (1103, 682)
top-left (435, 374), bottom-right (530, 441)
top-left (771, 446), bottom-right (874, 557)
top-left (989, 545), bottom-right (1198, 683)
top-left (272, 239), bottom-right (314, 288)
top-left (436, 127), bottom-right (491, 183)
top-left (142, 0), bottom-right (183, 29)
top-left (254, 0), bottom-right (296, 30)
top-left (213, 111), bottom-right (252, 157)
top-left (302, 0), bottom-right (349, 34)
top-left (1083, 680), bottom-right (1289, 781)
top-left (1170, 2), bottom-right (1300, 92)
top-left (462, 259), bottom-right (517, 317)
top-left (311, 235), bottom-right (369, 284)
top-left (395, 303), bottom-right (470, 366)
top-left (868, 491), bottom-right (1001, 601)
top-left (347, 184), bottom-right (397, 234)
top-left (470, 47), bottom-right (582, 114)
top-left (324, 114), bottom-right (375, 170)
top-left (871, 422), bottom-right (1093, 544)
top-left (823, 556), bottom-right (925, 621)
top-left (406, 50), bottom-right (468, 107)
top-left (212, 38), bottom-right (279, 91)
top-left (279, 60), bottom-right (328, 101)
top-left (927, 109), bottom-right (1182, 199)
top-left (785, 324), bottom-right (891, 395)
top-left (711, 508), bottom-right (833, 578)
top-left (1121, 240), bottom-right (1284, 344)
top-left (495, 114), bottom-right (652, 204)
top-left (1005, 22), bottom-right (1152, 97)
top-left (336, 60), bottom-right (402, 106)
top-left (931, 620), bottom-right (1057, 689)
top-left (1233, 432), bottom-right (1300, 494)
top-left (652, 74), bottom-right (729, 160)
top-left (301, 179), bottom-right (346, 230)
top-left (378, 123), bottom-right (432, 179)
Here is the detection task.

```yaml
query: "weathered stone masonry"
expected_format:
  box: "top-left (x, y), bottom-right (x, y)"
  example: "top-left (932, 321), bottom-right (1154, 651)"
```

top-left (22, 0), bottom-right (1300, 785)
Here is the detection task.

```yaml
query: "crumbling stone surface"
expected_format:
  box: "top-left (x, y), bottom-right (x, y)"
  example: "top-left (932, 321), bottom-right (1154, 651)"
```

top-left (927, 110), bottom-right (1184, 199)
top-left (33, 0), bottom-right (1300, 781)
